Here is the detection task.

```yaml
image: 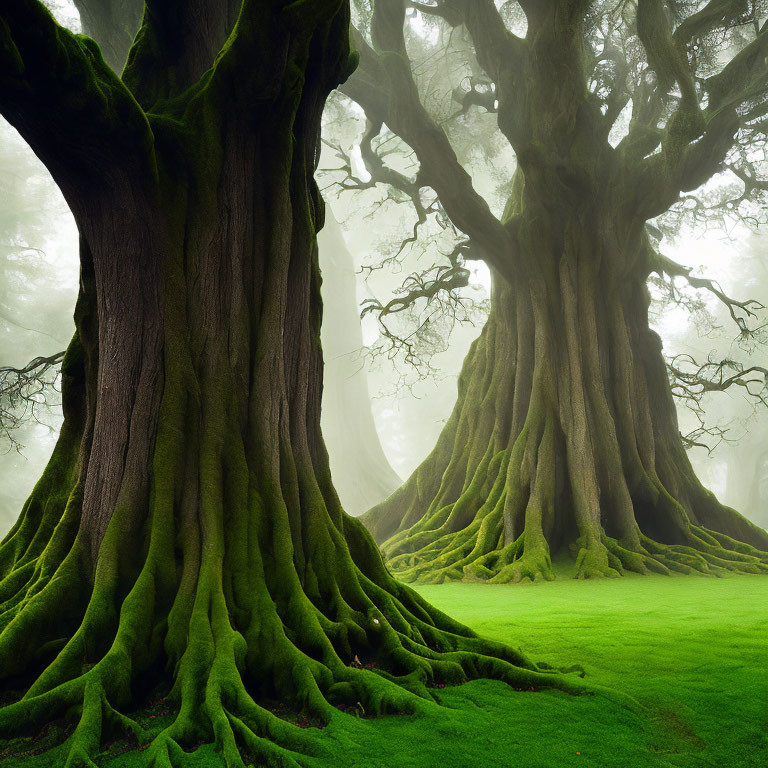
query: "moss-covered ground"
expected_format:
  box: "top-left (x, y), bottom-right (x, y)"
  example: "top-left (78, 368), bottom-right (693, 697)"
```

top-left (2, 572), bottom-right (765, 767)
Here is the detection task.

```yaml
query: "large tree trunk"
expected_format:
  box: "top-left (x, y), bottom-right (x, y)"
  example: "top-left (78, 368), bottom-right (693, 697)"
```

top-left (0, 4), bottom-right (573, 764)
top-left (364, 193), bottom-right (768, 584)
top-left (319, 211), bottom-right (401, 516)
top-left (348, 0), bottom-right (768, 584)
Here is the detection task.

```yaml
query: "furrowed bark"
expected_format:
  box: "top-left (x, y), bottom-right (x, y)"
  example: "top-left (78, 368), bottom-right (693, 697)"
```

top-left (365, 222), bottom-right (768, 583)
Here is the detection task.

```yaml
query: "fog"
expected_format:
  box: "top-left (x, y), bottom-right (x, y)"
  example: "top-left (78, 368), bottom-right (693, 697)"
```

top-left (1, 0), bottom-right (766, 536)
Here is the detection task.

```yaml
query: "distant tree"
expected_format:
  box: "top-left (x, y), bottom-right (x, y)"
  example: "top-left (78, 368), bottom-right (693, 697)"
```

top-left (660, 244), bottom-right (768, 522)
top-left (0, 2), bottom-right (561, 764)
top-left (0, 108), bottom-right (78, 527)
top-left (335, 0), bottom-right (768, 582)
top-left (0, 117), bottom-right (76, 453)
top-left (724, 439), bottom-right (768, 525)
top-left (319, 212), bottom-right (402, 514)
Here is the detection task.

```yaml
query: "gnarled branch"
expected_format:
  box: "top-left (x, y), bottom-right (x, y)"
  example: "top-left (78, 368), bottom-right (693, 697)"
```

top-left (0, 351), bottom-right (65, 451)
top-left (654, 252), bottom-right (765, 335)
top-left (340, 3), bottom-right (515, 280)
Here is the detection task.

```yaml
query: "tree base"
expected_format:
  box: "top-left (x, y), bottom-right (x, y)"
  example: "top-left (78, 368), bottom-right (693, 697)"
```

top-left (0, 501), bottom-right (601, 768)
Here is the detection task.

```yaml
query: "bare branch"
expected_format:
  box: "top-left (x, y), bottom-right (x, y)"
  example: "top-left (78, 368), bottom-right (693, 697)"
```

top-left (679, 419), bottom-right (734, 453)
top-left (0, 351), bottom-right (65, 451)
top-left (668, 353), bottom-right (768, 404)
top-left (654, 251), bottom-right (765, 335)
top-left (341, 8), bottom-right (516, 280)
top-left (668, 350), bottom-right (768, 453)
top-left (437, 0), bottom-right (525, 82)
top-left (361, 240), bottom-right (487, 385)
top-left (361, 241), bottom-right (472, 320)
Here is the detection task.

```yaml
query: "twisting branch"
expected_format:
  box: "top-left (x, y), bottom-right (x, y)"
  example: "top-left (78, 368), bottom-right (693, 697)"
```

top-left (629, 2), bottom-right (768, 218)
top-left (340, 6), bottom-right (516, 280)
top-left (650, 242), bottom-right (768, 453)
top-left (361, 242), bottom-right (472, 320)
top-left (668, 353), bottom-right (768, 404)
top-left (726, 161), bottom-right (768, 197)
top-left (0, 351), bottom-right (65, 451)
top-left (678, 418), bottom-right (734, 453)
top-left (654, 252), bottom-right (765, 335)
top-left (673, 0), bottom-right (760, 47)
top-left (413, 0), bottom-right (526, 82)
top-left (320, 126), bottom-right (442, 262)
top-left (361, 240), bottom-right (487, 385)
top-left (668, 352), bottom-right (768, 452)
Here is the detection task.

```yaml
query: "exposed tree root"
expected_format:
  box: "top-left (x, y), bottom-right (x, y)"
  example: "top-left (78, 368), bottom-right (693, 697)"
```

top-left (366, 274), bottom-right (768, 586)
top-left (0, 406), bottom-right (599, 766)
top-left (383, 489), bottom-right (768, 585)
top-left (383, 496), bottom-right (768, 585)
top-left (0, 513), bottom-right (594, 766)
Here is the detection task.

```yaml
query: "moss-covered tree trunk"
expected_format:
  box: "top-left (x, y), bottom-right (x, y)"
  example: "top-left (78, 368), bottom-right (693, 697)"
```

top-left (359, 0), bottom-right (768, 584)
top-left (69, 0), bottom-right (401, 521)
top-left (0, 3), bottom-right (577, 765)
top-left (366, 260), bottom-right (768, 583)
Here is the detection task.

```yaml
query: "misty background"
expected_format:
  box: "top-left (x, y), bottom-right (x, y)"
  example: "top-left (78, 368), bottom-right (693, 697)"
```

top-left (1, 1), bottom-right (766, 536)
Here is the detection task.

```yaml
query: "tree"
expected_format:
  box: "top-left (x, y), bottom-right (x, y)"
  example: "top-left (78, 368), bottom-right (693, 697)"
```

top-left (318, 212), bottom-right (402, 515)
top-left (724, 440), bottom-right (768, 525)
top-left (660, 240), bottom-right (768, 517)
top-left (0, 3), bottom-right (570, 765)
top-left (339, 0), bottom-right (768, 583)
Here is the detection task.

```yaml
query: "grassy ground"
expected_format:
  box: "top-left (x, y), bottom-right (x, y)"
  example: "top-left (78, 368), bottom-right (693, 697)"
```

top-left (3, 574), bottom-right (766, 767)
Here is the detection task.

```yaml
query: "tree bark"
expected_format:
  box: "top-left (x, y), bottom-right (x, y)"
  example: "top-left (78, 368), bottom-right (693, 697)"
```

top-left (0, 3), bottom-right (577, 764)
top-left (359, 0), bottom-right (768, 584)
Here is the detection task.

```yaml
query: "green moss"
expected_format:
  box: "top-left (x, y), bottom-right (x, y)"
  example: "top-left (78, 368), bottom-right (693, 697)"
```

top-left (2, 575), bottom-right (761, 766)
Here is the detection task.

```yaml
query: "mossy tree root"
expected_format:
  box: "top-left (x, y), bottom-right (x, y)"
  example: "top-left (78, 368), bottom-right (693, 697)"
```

top-left (0, 422), bottom-right (582, 766)
top-left (366, 270), bottom-right (768, 585)
top-left (0, 3), bottom-right (607, 764)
